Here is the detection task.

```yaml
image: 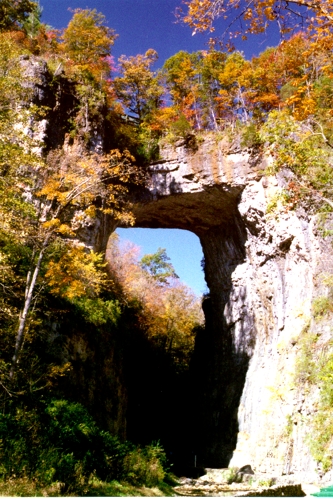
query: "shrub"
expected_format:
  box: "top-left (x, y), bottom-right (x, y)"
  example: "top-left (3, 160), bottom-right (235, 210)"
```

top-left (241, 123), bottom-right (262, 149)
top-left (123, 442), bottom-right (167, 487)
top-left (0, 399), bottom-right (169, 492)
top-left (312, 296), bottom-right (333, 319)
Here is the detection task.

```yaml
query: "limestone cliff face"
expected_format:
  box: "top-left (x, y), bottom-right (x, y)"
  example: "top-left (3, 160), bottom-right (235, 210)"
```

top-left (21, 55), bottom-right (333, 479)
top-left (18, 55), bottom-right (129, 438)
top-left (129, 137), bottom-right (333, 481)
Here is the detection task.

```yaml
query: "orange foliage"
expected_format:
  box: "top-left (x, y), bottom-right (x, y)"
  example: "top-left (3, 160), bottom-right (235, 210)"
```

top-left (106, 235), bottom-right (204, 366)
top-left (178, 0), bottom-right (333, 47)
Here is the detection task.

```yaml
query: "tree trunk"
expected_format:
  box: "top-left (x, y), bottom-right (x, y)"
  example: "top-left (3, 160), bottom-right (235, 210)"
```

top-left (9, 235), bottom-right (50, 379)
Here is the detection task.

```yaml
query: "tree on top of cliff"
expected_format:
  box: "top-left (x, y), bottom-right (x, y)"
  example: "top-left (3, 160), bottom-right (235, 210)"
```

top-left (177, 0), bottom-right (333, 48)
top-left (62, 9), bottom-right (117, 64)
top-left (62, 8), bottom-right (117, 83)
top-left (113, 49), bottom-right (164, 123)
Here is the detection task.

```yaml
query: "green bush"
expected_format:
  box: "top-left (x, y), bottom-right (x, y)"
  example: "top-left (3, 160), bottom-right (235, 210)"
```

top-left (241, 123), bottom-right (262, 149)
top-left (312, 296), bottom-right (333, 319)
top-left (294, 321), bottom-right (333, 472)
top-left (123, 442), bottom-right (167, 487)
top-left (171, 114), bottom-right (192, 138)
top-left (223, 466), bottom-right (243, 484)
top-left (0, 399), bottom-right (169, 492)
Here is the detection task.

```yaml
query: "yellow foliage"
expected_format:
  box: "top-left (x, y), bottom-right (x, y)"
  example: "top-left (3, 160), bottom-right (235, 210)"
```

top-left (45, 245), bottom-right (108, 300)
top-left (42, 218), bottom-right (60, 229)
top-left (179, 0), bottom-right (333, 50)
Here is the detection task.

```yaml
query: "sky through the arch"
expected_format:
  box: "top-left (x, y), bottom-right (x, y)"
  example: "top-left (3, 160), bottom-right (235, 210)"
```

top-left (40, 0), bottom-right (280, 295)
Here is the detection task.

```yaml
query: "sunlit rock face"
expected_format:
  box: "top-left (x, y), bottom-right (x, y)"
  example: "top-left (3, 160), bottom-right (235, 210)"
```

top-left (132, 137), bottom-right (264, 231)
top-left (128, 138), bottom-right (333, 481)
top-left (23, 54), bottom-right (333, 480)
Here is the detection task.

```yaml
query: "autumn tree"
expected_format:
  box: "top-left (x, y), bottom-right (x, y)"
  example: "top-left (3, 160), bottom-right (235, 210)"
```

top-left (62, 9), bottom-right (117, 73)
top-left (8, 148), bottom-right (138, 379)
top-left (113, 49), bottom-right (164, 123)
top-left (195, 49), bottom-right (227, 129)
top-left (178, 0), bottom-right (333, 47)
top-left (61, 8), bottom-right (118, 138)
top-left (162, 50), bottom-right (202, 128)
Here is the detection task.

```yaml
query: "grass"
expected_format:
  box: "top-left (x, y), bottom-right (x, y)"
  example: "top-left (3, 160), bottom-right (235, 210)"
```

top-left (0, 478), bottom-right (62, 497)
top-left (0, 475), bottom-right (179, 497)
top-left (222, 467), bottom-right (243, 485)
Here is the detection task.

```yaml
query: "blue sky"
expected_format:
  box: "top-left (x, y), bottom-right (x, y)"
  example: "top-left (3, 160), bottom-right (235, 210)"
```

top-left (41, 0), bottom-right (281, 65)
top-left (40, 0), bottom-right (279, 296)
top-left (116, 228), bottom-right (208, 295)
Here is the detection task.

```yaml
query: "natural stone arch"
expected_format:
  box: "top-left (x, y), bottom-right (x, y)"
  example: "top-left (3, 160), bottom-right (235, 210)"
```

top-left (108, 138), bottom-right (265, 466)
top-left (107, 137), bottom-right (332, 474)
top-left (20, 56), bottom-right (333, 477)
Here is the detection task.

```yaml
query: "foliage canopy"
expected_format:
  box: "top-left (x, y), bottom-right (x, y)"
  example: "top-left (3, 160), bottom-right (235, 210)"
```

top-left (177, 0), bottom-right (333, 48)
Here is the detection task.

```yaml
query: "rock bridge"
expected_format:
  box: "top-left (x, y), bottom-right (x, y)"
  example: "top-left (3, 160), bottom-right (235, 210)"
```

top-left (24, 54), bottom-right (333, 480)
top-left (104, 135), bottom-right (330, 476)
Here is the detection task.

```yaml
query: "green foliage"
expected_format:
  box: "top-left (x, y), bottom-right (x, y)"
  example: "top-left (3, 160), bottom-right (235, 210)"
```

top-left (140, 247), bottom-right (179, 284)
top-left (312, 296), bottom-right (333, 319)
top-left (123, 442), bottom-right (167, 487)
top-left (241, 123), bottom-right (262, 149)
top-left (170, 114), bottom-right (193, 138)
top-left (73, 297), bottom-right (121, 326)
top-left (136, 125), bottom-right (160, 163)
top-left (307, 349), bottom-right (333, 472)
top-left (223, 467), bottom-right (243, 484)
top-left (21, 1), bottom-right (43, 38)
top-left (266, 189), bottom-right (292, 214)
top-left (294, 327), bottom-right (318, 385)
top-left (258, 478), bottom-right (275, 487)
top-left (294, 291), bottom-right (333, 471)
top-left (0, 399), bottom-right (170, 492)
top-left (285, 414), bottom-right (293, 437)
top-left (0, 0), bottom-right (37, 31)
top-left (113, 49), bottom-right (163, 123)
top-left (259, 109), bottom-right (333, 207)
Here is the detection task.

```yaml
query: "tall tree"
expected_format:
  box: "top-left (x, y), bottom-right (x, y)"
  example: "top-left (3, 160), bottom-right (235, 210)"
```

top-left (196, 50), bottom-right (227, 129)
top-left (162, 51), bottom-right (203, 128)
top-left (113, 49), bottom-right (164, 123)
top-left (140, 247), bottom-right (179, 284)
top-left (62, 8), bottom-right (117, 84)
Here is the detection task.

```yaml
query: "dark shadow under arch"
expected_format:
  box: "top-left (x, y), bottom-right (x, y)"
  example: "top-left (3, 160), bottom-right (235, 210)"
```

top-left (112, 183), bottom-right (255, 470)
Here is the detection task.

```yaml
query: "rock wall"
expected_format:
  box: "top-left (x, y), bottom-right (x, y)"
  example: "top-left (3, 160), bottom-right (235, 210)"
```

top-left (21, 54), bottom-right (333, 479)
top-left (128, 137), bottom-right (333, 480)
